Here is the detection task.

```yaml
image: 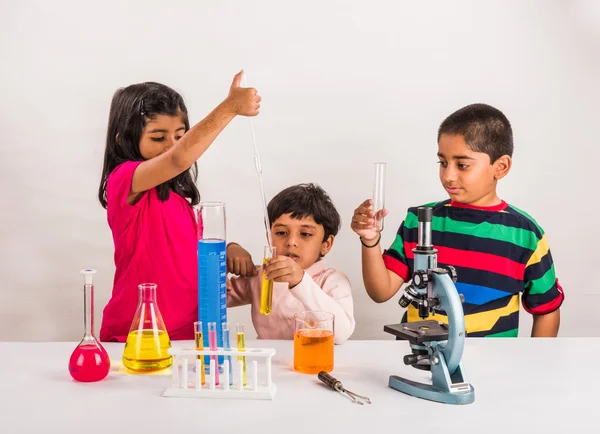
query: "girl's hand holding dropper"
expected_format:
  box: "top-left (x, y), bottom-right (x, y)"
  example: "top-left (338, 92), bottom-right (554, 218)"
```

top-left (128, 71), bottom-right (262, 202)
top-left (222, 70), bottom-right (262, 116)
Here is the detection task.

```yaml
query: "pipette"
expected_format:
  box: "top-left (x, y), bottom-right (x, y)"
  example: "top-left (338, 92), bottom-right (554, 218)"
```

top-left (242, 72), bottom-right (273, 248)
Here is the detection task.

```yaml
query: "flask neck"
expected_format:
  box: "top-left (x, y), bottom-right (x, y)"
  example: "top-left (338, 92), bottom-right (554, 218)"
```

top-left (139, 284), bottom-right (157, 303)
top-left (83, 283), bottom-right (95, 339)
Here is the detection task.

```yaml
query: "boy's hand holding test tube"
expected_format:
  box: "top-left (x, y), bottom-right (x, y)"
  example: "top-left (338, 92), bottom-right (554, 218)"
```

top-left (351, 199), bottom-right (388, 246)
top-left (264, 256), bottom-right (304, 289)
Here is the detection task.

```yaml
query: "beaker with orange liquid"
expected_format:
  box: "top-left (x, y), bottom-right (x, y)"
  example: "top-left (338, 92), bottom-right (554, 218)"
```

top-left (293, 311), bottom-right (334, 374)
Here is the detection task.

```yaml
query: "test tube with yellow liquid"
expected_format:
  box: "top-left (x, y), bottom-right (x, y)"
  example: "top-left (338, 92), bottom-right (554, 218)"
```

top-left (193, 321), bottom-right (205, 385)
top-left (236, 322), bottom-right (247, 386)
top-left (260, 245), bottom-right (276, 315)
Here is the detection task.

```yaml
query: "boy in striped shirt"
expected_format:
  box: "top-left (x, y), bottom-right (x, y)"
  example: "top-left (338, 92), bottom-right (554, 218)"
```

top-left (351, 103), bottom-right (563, 337)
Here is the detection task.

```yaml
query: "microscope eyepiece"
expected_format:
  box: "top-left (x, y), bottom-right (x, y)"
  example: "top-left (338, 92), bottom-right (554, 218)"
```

top-left (417, 206), bottom-right (432, 223)
top-left (416, 207), bottom-right (433, 250)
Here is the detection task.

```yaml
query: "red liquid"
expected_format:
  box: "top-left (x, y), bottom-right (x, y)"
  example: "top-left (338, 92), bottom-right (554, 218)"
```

top-left (68, 342), bottom-right (111, 382)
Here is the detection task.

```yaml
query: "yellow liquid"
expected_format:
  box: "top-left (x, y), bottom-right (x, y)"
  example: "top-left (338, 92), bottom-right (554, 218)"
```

top-left (194, 331), bottom-right (206, 385)
top-left (237, 332), bottom-right (246, 385)
top-left (122, 330), bottom-right (172, 373)
top-left (260, 258), bottom-right (273, 315)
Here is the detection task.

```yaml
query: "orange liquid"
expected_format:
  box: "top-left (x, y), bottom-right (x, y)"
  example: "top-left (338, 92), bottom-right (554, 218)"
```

top-left (293, 329), bottom-right (334, 374)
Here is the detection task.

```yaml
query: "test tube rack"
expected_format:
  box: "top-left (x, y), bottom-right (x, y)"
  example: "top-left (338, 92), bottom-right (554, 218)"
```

top-left (163, 347), bottom-right (276, 400)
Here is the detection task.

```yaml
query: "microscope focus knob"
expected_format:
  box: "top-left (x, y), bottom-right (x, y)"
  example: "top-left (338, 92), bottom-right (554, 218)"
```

top-left (413, 271), bottom-right (429, 289)
top-left (403, 354), bottom-right (421, 365)
top-left (442, 265), bottom-right (458, 283)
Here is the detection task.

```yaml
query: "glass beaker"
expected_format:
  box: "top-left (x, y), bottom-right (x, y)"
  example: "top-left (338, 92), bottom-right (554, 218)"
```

top-left (260, 245), bottom-right (276, 315)
top-left (197, 201), bottom-right (227, 367)
top-left (293, 311), bottom-right (335, 374)
top-left (68, 269), bottom-right (110, 382)
top-left (122, 283), bottom-right (172, 373)
top-left (373, 162), bottom-right (387, 231)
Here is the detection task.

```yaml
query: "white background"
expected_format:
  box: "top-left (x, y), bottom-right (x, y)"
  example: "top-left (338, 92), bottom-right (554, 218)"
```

top-left (1, 0), bottom-right (599, 341)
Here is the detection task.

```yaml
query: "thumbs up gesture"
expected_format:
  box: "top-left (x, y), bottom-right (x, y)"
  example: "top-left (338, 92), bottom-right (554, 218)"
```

top-left (224, 70), bottom-right (261, 116)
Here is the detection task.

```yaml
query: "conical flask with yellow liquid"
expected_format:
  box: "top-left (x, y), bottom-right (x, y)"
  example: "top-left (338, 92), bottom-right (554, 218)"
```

top-left (122, 283), bottom-right (172, 372)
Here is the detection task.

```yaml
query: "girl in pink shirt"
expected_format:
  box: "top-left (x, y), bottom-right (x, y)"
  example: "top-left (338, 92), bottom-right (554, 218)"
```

top-left (97, 72), bottom-right (260, 342)
top-left (227, 184), bottom-right (356, 344)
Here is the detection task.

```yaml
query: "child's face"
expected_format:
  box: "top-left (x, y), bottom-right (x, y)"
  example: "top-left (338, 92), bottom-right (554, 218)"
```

top-left (139, 113), bottom-right (186, 160)
top-left (270, 213), bottom-right (334, 270)
top-left (437, 134), bottom-right (511, 206)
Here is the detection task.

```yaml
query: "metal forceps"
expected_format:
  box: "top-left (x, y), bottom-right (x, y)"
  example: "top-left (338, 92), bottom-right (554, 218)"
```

top-left (318, 371), bottom-right (372, 405)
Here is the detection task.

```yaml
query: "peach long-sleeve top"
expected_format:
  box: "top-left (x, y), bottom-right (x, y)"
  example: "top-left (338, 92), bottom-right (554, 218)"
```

top-left (227, 259), bottom-right (355, 344)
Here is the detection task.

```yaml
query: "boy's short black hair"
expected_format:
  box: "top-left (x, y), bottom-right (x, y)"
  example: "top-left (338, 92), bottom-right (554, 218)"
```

top-left (267, 183), bottom-right (341, 242)
top-left (438, 103), bottom-right (513, 163)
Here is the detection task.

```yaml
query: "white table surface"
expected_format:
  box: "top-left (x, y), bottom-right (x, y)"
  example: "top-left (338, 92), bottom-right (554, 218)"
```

top-left (0, 338), bottom-right (594, 434)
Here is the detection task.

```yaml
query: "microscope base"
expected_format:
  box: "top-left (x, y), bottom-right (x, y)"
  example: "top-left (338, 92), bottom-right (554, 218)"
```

top-left (389, 375), bottom-right (475, 405)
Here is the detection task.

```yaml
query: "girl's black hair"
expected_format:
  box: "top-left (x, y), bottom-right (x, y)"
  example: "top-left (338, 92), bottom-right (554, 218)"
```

top-left (98, 82), bottom-right (200, 209)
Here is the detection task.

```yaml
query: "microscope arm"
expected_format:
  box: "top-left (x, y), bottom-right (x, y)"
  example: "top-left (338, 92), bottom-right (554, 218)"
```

top-left (431, 270), bottom-right (465, 374)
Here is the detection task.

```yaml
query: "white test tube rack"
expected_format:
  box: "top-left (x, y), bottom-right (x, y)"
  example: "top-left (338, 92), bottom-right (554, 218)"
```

top-left (163, 347), bottom-right (276, 400)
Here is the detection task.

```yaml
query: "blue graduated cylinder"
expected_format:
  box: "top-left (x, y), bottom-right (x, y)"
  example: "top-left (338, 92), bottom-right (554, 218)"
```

top-left (198, 239), bottom-right (227, 368)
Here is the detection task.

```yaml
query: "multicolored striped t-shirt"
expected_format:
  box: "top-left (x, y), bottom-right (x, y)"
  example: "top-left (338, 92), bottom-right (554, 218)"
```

top-left (382, 199), bottom-right (564, 337)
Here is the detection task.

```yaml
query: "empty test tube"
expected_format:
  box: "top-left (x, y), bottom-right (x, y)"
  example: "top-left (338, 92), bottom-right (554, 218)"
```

top-left (373, 162), bottom-right (387, 231)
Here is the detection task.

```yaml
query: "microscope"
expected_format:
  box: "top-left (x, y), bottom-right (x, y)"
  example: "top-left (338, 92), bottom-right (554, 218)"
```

top-left (384, 206), bottom-right (475, 405)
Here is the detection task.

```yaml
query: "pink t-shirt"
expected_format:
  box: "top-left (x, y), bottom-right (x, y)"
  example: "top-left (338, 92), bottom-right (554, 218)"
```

top-left (100, 161), bottom-right (198, 342)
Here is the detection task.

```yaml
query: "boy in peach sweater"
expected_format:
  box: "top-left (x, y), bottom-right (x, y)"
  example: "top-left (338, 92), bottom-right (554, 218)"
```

top-left (227, 183), bottom-right (355, 344)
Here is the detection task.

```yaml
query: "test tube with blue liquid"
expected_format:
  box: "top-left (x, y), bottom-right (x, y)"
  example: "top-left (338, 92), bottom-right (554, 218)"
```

top-left (222, 322), bottom-right (233, 386)
top-left (197, 202), bottom-right (227, 371)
